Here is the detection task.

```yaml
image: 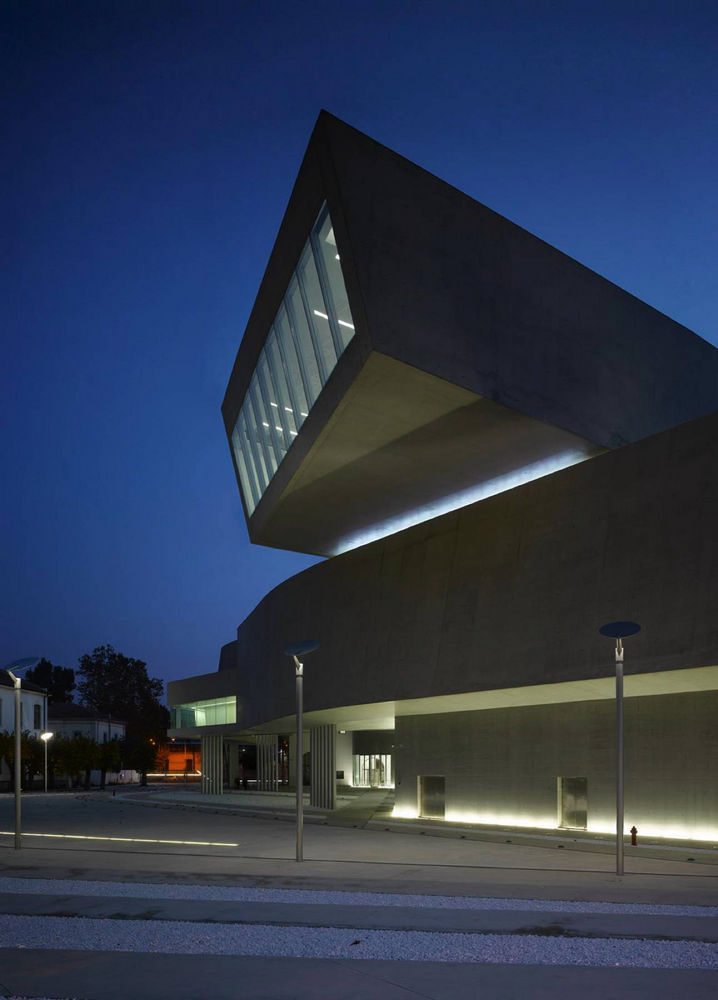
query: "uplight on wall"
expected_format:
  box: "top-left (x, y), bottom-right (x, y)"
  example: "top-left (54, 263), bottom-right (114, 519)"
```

top-left (390, 807), bottom-right (718, 843)
top-left (391, 805), bottom-right (419, 820)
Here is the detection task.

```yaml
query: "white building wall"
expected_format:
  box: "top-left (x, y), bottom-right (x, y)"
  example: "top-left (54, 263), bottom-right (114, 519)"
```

top-left (335, 730), bottom-right (353, 785)
top-left (0, 687), bottom-right (49, 788)
top-left (50, 719), bottom-right (126, 742)
top-left (0, 689), bottom-right (47, 736)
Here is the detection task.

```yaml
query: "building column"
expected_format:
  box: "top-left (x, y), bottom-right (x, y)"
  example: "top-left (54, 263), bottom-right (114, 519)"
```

top-left (310, 724), bottom-right (336, 809)
top-left (256, 734), bottom-right (279, 791)
top-left (200, 734), bottom-right (223, 795)
top-left (227, 741), bottom-right (239, 790)
top-left (256, 733), bottom-right (279, 792)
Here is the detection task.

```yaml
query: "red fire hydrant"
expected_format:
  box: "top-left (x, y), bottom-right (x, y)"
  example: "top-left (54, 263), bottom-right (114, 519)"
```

top-left (630, 825), bottom-right (638, 846)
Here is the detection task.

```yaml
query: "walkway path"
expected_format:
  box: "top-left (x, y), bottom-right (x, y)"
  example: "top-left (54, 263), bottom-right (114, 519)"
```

top-left (326, 788), bottom-right (393, 828)
top-left (2, 792), bottom-right (717, 998)
top-left (1, 875), bottom-right (717, 999)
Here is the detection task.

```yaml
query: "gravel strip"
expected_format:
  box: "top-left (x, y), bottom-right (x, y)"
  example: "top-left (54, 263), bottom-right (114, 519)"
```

top-left (2, 914), bottom-right (717, 967)
top-left (0, 877), bottom-right (716, 917)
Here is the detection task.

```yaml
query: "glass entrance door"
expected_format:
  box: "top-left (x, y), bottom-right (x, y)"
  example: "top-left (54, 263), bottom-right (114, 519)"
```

top-left (352, 754), bottom-right (393, 787)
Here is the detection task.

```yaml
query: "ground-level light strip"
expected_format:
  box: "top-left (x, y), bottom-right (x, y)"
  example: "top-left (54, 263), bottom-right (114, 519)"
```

top-left (0, 831), bottom-right (238, 847)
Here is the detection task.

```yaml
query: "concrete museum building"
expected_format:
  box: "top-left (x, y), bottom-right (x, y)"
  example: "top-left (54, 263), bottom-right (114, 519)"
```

top-left (168, 113), bottom-right (718, 841)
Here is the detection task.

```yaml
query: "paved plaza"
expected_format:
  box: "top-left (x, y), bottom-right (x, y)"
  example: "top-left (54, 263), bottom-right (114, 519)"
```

top-left (0, 788), bottom-right (717, 998)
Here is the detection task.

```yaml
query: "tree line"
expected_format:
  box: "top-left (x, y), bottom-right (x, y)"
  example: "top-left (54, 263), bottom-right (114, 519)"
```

top-left (1, 644), bottom-right (169, 788)
top-left (0, 731), bottom-right (122, 791)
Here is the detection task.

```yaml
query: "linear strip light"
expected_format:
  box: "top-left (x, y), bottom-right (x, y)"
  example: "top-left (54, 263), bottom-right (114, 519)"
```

top-left (390, 809), bottom-right (718, 843)
top-left (0, 831), bottom-right (238, 847)
top-left (332, 449), bottom-right (590, 554)
top-left (314, 309), bottom-right (354, 331)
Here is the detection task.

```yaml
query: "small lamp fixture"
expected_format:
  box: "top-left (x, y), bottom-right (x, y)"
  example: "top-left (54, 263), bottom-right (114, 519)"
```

top-left (3, 657), bottom-right (42, 849)
top-left (599, 621), bottom-right (641, 876)
top-left (284, 640), bottom-right (320, 862)
top-left (40, 731), bottom-right (54, 793)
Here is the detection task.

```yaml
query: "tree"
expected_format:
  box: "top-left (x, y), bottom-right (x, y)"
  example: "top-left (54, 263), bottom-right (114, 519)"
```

top-left (97, 738), bottom-right (121, 790)
top-left (52, 734), bottom-right (98, 789)
top-left (24, 658), bottom-right (76, 703)
top-left (0, 731), bottom-right (45, 790)
top-left (77, 645), bottom-right (169, 784)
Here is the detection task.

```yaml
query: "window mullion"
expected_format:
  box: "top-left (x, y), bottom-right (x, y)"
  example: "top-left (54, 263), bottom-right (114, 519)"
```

top-left (295, 260), bottom-right (330, 385)
top-left (255, 355), bottom-right (287, 462)
top-left (232, 423), bottom-right (259, 512)
top-left (284, 287), bottom-right (320, 407)
top-left (310, 229), bottom-right (344, 357)
top-left (243, 391), bottom-right (272, 489)
top-left (274, 312), bottom-right (310, 422)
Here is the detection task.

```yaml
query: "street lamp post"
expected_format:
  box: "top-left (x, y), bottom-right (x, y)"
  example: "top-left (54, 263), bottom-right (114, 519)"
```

top-left (598, 622), bottom-right (641, 876)
top-left (41, 732), bottom-right (54, 793)
top-left (284, 641), bottom-right (320, 862)
top-left (3, 657), bottom-right (41, 850)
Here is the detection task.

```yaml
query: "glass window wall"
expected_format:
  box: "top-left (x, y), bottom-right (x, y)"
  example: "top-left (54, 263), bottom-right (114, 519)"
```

top-left (170, 697), bottom-right (237, 729)
top-left (231, 204), bottom-right (355, 514)
top-left (312, 210), bottom-right (355, 351)
top-left (352, 754), bottom-right (393, 788)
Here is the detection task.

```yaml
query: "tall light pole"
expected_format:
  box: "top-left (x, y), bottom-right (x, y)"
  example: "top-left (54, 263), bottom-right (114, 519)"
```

top-left (41, 732), bottom-right (54, 793)
top-left (598, 621), bottom-right (641, 876)
top-left (3, 657), bottom-right (41, 850)
top-left (284, 640), bottom-right (320, 862)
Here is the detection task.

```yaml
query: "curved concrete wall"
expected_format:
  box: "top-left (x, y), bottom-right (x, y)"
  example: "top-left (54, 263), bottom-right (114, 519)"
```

top-left (229, 409), bottom-right (718, 731)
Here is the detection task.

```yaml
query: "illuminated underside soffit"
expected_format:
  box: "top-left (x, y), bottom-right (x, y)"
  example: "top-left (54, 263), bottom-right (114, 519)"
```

top-left (256, 353), bottom-right (602, 556)
top-left (332, 446), bottom-right (591, 553)
top-left (241, 664), bottom-right (718, 736)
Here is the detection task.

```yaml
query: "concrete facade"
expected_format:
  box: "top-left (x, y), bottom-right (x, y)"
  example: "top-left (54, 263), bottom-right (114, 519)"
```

top-left (195, 409), bottom-right (717, 733)
top-left (221, 113), bottom-right (718, 557)
top-left (168, 114), bottom-right (718, 843)
top-left (395, 691), bottom-right (718, 841)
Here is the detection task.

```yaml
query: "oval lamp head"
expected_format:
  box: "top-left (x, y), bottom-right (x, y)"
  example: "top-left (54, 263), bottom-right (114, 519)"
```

top-left (2, 657), bottom-right (42, 671)
top-left (599, 621), bottom-right (641, 639)
top-left (284, 640), bottom-right (320, 658)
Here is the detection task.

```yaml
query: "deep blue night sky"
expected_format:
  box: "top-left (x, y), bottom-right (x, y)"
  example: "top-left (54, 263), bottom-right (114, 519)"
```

top-left (3, 1), bottom-right (716, 692)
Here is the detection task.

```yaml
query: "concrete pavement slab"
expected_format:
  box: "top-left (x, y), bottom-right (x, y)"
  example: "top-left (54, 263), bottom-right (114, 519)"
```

top-left (2, 844), bottom-right (718, 908)
top-left (0, 892), bottom-right (716, 941)
top-left (2, 793), bottom-right (718, 908)
top-left (1, 951), bottom-right (718, 1000)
